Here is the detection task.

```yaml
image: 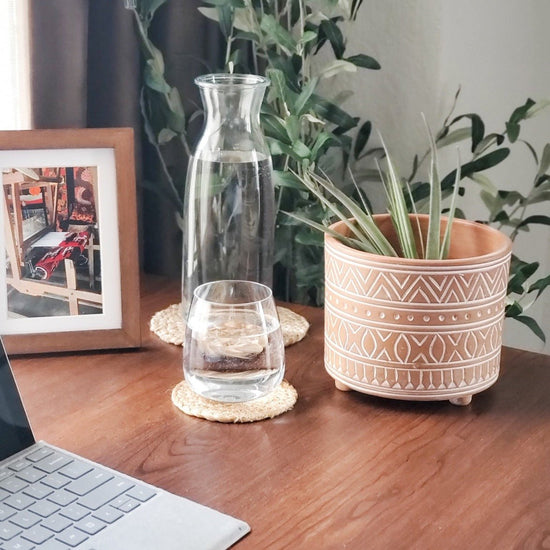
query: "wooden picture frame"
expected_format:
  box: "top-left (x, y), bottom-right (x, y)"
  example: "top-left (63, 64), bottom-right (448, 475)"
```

top-left (0, 128), bottom-right (140, 354)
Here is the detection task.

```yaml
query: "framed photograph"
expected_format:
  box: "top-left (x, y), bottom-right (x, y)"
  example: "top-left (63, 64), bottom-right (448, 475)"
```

top-left (0, 128), bottom-right (141, 354)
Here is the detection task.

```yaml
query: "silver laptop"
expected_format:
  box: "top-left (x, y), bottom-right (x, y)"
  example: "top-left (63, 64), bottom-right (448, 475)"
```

top-left (0, 339), bottom-right (250, 549)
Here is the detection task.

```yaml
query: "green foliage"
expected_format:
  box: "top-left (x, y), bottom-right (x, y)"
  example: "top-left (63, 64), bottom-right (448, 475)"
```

top-left (284, 121), bottom-right (461, 262)
top-left (127, 1), bottom-right (550, 342)
top-left (197, 0), bottom-right (381, 304)
top-left (126, 0), bottom-right (191, 213)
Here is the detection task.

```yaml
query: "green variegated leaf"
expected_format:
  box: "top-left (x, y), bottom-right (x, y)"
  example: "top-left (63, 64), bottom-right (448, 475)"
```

top-left (272, 170), bottom-right (305, 190)
top-left (526, 99), bottom-right (550, 119)
top-left (506, 98), bottom-right (536, 143)
top-left (508, 261), bottom-right (539, 295)
top-left (310, 132), bottom-right (335, 160)
top-left (300, 30), bottom-right (318, 45)
top-left (262, 114), bottom-right (290, 143)
top-left (515, 215), bottom-right (550, 230)
top-left (144, 59), bottom-right (170, 93)
top-left (353, 120), bottom-right (371, 160)
top-left (217, 5), bottom-right (233, 38)
top-left (320, 59), bottom-right (357, 79)
top-left (265, 68), bottom-right (288, 107)
top-left (158, 128), bottom-right (177, 144)
top-left (292, 140), bottom-right (312, 158)
top-left (529, 274), bottom-right (550, 298)
top-left (440, 148), bottom-right (510, 191)
top-left (536, 143), bottom-right (550, 179)
top-left (233, 7), bottom-right (257, 33)
top-left (344, 54), bottom-right (380, 70)
top-left (311, 94), bottom-right (358, 131)
top-left (436, 127), bottom-right (471, 148)
top-left (511, 315), bottom-right (546, 342)
top-left (294, 78), bottom-right (318, 116)
top-left (469, 173), bottom-right (498, 197)
top-left (450, 113), bottom-right (485, 152)
top-left (261, 14), bottom-right (297, 54)
top-left (197, 6), bottom-right (219, 22)
top-left (285, 115), bottom-right (301, 142)
top-left (319, 19), bottom-right (346, 58)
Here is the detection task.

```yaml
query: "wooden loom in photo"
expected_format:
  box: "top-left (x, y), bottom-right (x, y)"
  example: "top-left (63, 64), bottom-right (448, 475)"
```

top-left (3, 169), bottom-right (102, 316)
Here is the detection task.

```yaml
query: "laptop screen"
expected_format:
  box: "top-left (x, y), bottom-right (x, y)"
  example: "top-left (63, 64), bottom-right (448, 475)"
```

top-left (0, 339), bottom-right (35, 460)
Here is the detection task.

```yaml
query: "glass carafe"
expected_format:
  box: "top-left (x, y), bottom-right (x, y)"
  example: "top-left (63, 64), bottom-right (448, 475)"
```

top-left (181, 74), bottom-right (274, 316)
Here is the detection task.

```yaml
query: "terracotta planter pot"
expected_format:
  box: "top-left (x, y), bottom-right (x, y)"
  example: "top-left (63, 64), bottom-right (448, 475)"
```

top-left (324, 214), bottom-right (512, 405)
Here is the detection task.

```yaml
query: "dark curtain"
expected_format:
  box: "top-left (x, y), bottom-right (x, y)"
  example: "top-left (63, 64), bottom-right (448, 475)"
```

top-left (30, 0), bottom-right (223, 277)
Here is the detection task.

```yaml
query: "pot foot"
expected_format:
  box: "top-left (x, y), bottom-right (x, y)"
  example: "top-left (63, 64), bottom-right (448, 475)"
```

top-left (449, 395), bottom-right (472, 406)
top-left (335, 380), bottom-right (351, 392)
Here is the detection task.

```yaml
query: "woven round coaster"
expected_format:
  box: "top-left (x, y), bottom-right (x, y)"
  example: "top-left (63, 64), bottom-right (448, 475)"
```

top-left (171, 379), bottom-right (298, 423)
top-left (150, 303), bottom-right (309, 347)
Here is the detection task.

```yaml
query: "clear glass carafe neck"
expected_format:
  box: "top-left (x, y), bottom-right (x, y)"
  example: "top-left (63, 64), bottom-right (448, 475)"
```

top-left (194, 73), bottom-right (270, 161)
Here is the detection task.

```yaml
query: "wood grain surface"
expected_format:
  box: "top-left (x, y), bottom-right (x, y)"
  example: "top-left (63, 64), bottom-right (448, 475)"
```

top-left (11, 275), bottom-right (550, 550)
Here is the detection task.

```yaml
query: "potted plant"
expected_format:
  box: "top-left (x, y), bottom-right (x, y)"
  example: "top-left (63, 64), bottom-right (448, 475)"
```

top-left (288, 127), bottom-right (514, 405)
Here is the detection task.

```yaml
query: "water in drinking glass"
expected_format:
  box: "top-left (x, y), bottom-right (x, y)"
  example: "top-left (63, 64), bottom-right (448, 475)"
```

top-left (184, 281), bottom-right (285, 402)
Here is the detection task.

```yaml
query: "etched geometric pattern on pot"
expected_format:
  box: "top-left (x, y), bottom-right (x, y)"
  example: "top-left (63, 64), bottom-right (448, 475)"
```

top-left (325, 284), bottom-right (508, 328)
top-left (325, 245), bottom-right (511, 305)
top-left (325, 306), bottom-right (505, 366)
top-left (324, 344), bottom-right (501, 401)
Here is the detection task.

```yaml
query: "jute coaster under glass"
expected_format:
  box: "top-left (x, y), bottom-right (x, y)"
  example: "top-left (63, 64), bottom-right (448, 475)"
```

top-left (171, 379), bottom-right (298, 423)
top-left (151, 303), bottom-right (307, 423)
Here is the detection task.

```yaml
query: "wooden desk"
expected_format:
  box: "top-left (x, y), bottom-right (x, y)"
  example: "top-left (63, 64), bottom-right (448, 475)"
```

top-left (11, 276), bottom-right (550, 549)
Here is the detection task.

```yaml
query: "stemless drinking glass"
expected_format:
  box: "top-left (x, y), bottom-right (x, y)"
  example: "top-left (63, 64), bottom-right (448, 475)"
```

top-left (183, 280), bottom-right (285, 402)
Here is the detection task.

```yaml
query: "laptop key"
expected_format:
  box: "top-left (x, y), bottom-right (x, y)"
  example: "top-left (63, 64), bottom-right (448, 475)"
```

top-left (2, 536), bottom-right (36, 550)
top-left (3, 493), bottom-right (35, 511)
top-left (47, 490), bottom-right (77, 507)
top-left (0, 477), bottom-right (27, 494)
top-left (34, 453), bottom-right (73, 474)
top-left (92, 505), bottom-right (123, 524)
top-left (65, 469), bottom-right (112, 496)
top-left (16, 466), bottom-right (46, 484)
top-left (126, 485), bottom-right (157, 502)
top-left (0, 487), bottom-right (10, 500)
top-left (0, 504), bottom-right (17, 521)
top-left (7, 460), bottom-right (28, 473)
top-left (0, 470), bottom-right (12, 482)
top-left (78, 478), bottom-right (134, 511)
top-left (75, 516), bottom-right (106, 535)
top-left (21, 524), bottom-right (53, 544)
top-left (22, 483), bottom-right (53, 500)
top-left (0, 523), bottom-right (22, 541)
top-left (41, 473), bottom-right (70, 490)
top-left (58, 462), bottom-right (93, 480)
top-left (9, 510), bottom-right (42, 528)
top-left (111, 496), bottom-right (140, 513)
top-left (55, 527), bottom-right (88, 547)
top-left (41, 513), bottom-right (73, 533)
top-left (25, 447), bottom-right (54, 463)
top-left (58, 503), bottom-right (89, 521)
top-left (28, 500), bottom-right (60, 518)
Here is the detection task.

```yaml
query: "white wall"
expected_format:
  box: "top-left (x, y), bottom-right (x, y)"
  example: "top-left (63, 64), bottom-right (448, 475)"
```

top-left (332, 0), bottom-right (550, 354)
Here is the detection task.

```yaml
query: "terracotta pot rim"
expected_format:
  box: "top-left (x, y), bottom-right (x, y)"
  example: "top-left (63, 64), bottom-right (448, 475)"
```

top-left (326, 214), bottom-right (513, 266)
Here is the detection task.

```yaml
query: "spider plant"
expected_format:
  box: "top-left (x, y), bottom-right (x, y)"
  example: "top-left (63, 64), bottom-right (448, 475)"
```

top-left (286, 120), bottom-right (461, 261)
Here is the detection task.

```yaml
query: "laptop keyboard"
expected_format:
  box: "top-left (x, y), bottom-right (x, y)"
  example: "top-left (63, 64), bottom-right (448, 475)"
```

top-left (0, 444), bottom-right (157, 549)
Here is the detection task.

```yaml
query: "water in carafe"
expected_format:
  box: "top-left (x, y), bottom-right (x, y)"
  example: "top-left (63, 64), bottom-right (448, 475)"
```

top-left (182, 74), bottom-right (274, 316)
